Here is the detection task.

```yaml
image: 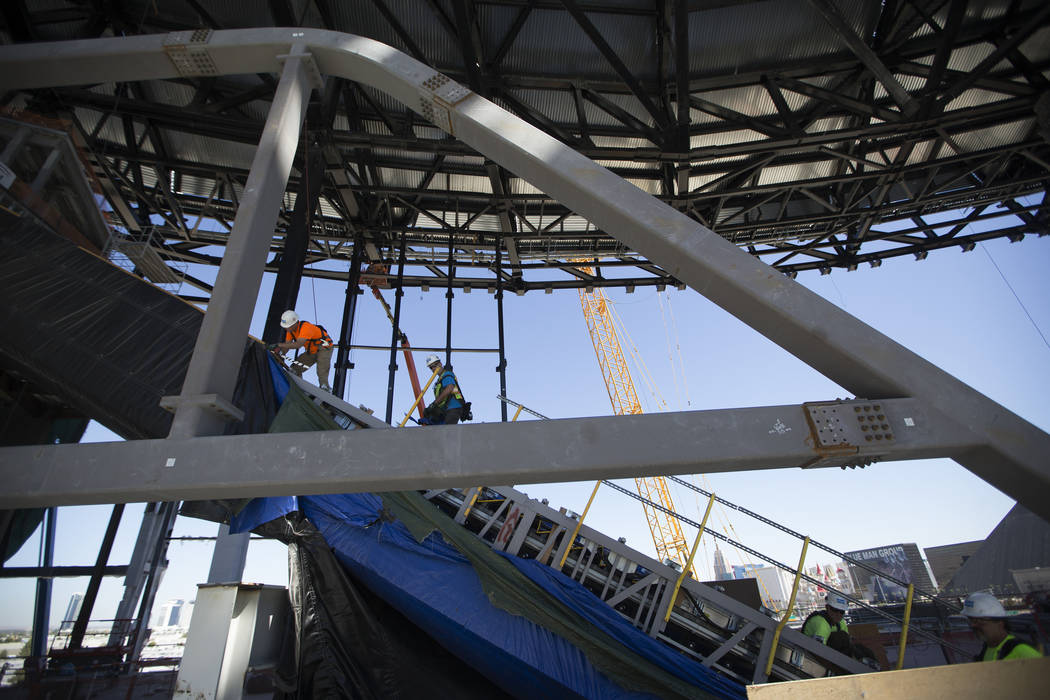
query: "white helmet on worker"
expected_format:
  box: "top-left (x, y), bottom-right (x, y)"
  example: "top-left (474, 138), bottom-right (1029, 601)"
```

top-left (425, 353), bottom-right (441, 368)
top-left (280, 310), bottom-right (299, 329)
top-left (962, 592), bottom-right (1006, 618)
top-left (826, 594), bottom-right (849, 612)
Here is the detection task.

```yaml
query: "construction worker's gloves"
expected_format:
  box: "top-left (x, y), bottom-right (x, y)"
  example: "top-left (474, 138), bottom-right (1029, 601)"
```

top-left (266, 343), bottom-right (279, 351)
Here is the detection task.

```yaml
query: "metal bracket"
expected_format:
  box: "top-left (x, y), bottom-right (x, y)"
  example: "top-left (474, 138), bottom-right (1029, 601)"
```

top-left (276, 49), bottom-right (324, 93)
top-left (418, 72), bottom-right (472, 136)
top-left (159, 393), bottom-right (245, 422)
top-left (801, 399), bottom-right (894, 468)
top-left (163, 30), bottom-right (218, 78)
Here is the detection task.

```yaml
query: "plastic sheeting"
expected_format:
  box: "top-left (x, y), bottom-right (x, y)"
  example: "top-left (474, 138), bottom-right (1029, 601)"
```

top-left (233, 378), bottom-right (744, 699)
top-left (262, 511), bottom-right (515, 700)
top-left (0, 217), bottom-right (200, 440)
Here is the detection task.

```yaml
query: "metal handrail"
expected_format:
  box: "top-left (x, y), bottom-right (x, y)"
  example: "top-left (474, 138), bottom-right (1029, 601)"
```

top-left (599, 479), bottom-right (973, 658)
top-left (666, 475), bottom-right (960, 613)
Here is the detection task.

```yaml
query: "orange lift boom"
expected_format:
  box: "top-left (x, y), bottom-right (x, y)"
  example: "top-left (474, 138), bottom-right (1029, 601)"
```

top-left (363, 264), bottom-right (425, 420)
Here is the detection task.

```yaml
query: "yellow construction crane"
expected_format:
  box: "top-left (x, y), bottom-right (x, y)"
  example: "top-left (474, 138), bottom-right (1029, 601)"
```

top-left (577, 270), bottom-right (692, 570)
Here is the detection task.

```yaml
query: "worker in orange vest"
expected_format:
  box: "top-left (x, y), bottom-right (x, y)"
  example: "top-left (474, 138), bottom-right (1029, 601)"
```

top-left (270, 310), bottom-right (334, 392)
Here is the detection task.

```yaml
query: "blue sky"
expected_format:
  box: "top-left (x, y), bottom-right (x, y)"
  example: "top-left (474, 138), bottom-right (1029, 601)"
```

top-left (2, 214), bottom-right (1047, 630)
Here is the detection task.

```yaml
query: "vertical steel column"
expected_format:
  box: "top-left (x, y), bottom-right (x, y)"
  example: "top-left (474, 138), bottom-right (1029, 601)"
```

top-left (167, 45), bottom-right (314, 439)
top-left (384, 234), bottom-right (408, 424)
top-left (494, 233), bottom-right (508, 421)
top-left (69, 503), bottom-right (124, 650)
top-left (444, 231), bottom-right (455, 367)
top-left (30, 507), bottom-right (56, 659)
top-left (29, 146), bottom-right (62, 193)
top-left (206, 523), bottom-right (251, 583)
top-left (262, 142), bottom-right (326, 344)
top-left (108, 501), bottom-right (178, 650)
top-left (168, 46), bottom-right (315, 599)
top-left (125, 501), bottom-right (178, 667)
top-left (333, 236), bottom-right (364, 398)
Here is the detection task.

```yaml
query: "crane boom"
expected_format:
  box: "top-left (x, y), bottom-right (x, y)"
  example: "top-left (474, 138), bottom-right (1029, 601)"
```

top-left (577, 275), bottom-right (692, 570)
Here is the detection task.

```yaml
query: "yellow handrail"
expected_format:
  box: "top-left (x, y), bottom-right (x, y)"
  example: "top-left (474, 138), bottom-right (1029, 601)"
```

top-left (764, 536), bottom-right (810, 678)
top-left (896, 583), bottom-right (915, 670)
top-left (398, 366), bottom-right (441, 427)
top-left (664, 493), bottom-right (716, 622)
top-left (557, 481), bottom-right (602, 569)
top-left (511, 405), bottom-right (524, 421)
top-left (461, 487), bottom-right (482, 520)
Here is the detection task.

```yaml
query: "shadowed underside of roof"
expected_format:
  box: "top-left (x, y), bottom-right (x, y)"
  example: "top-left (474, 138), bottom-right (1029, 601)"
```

top-left (1, 0), bottom-right (1047, 302)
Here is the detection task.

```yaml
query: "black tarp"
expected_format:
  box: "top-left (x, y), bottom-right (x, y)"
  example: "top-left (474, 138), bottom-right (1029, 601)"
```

top-left (258, 512), bottom-right (516, 700)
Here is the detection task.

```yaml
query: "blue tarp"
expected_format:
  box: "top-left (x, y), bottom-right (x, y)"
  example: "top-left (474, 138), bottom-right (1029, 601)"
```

top-left (231, 360), bottom-right (744, 699)
top-left (235, 490), bottom-right (744, 699)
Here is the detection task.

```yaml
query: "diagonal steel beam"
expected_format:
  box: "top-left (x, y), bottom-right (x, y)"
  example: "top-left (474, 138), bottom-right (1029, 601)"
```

top-left (807, 0), bottom-right (919, 117)
top-left (560, 0), bottom-right (671, 133)
top-left (938, 4), bottom-right (1050, 108)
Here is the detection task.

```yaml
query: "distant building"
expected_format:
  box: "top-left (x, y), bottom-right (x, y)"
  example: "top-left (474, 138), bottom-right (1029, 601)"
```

top-left (180, 601), bottom-right (195, 628)
top-left (844, 543), bottom-right (936, 603)
top-left (730, 564), bottom-right (792, 612)
top-left (712, 544), bottom-right (731, 581)
top-left (60, 592), bottom-right (83, 631)
top-left (942, 504), bottom-right (1050, 596)
top-left (795, 562), bottom-right (856, 611)
top-left (155, 599), bottom-right (185, 628)
top-left (923, 541), bottom-right (982, 592)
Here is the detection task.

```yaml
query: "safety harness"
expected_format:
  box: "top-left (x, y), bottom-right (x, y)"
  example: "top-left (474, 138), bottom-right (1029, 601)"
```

top-left (286, 321), bottom-right (333, 355)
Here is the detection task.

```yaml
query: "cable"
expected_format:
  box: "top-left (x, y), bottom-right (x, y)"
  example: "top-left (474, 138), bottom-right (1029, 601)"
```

top-left (600, 479), bottom-right (971, 655)
top-left (666, 474), bottom-right (959, 612)
top-left (663, 292), bottom-right (692, 408)
top-left (980, 241), bottom-right (1050, 352)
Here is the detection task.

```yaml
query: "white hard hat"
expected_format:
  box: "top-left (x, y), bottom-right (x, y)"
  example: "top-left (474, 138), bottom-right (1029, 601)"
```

top-left (425, 353), bottom-right (441, 367)
top-left (280, 310), bottom-right (299, 329)
top-left (962, 592), bottom-right (1006, 618)
top-left (826, 594), bottom-right (849, 612)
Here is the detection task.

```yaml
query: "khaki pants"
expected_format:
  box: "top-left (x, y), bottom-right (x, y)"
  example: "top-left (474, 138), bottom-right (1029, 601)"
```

top-left (291, 345), bottom-right (333, 388)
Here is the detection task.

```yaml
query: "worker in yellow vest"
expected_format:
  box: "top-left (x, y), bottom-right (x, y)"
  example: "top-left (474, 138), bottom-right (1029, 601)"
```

top-left (802, 594), bottom-right (850, 651)
top-left (963, 592), bottom-right (1042, 661)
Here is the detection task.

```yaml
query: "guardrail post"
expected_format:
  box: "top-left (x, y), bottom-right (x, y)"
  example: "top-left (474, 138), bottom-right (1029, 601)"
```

top-left (665, 493), bottom-right (715, 622)
top-left (896, 583), bottom-right (915, 670)
top-left (557, 481), bottom-right (602, 569)
top-left (764, 535), bottom-right (809, 678)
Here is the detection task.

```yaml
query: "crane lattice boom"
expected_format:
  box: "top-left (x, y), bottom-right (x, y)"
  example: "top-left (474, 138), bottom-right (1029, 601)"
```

top-left (577, 274), bottom-right (692, 570)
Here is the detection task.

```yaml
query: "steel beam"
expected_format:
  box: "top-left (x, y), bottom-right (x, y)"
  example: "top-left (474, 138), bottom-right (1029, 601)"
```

top-left (0, 399), bottom-right (979, 509)
top-left (166, 40), bottom-right (315, 439)
top-left (0, 30), bottom-right (1047, 518)
top-left (0, 565), bottom-right (128, 578)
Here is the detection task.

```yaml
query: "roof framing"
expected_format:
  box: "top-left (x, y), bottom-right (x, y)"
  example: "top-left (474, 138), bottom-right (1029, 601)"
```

top-left (1, 0), bottom-right (1047, 298)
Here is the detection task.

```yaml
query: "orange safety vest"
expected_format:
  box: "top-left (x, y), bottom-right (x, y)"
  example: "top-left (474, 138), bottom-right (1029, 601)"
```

top-left (285, 321), bottom-right (333, 355)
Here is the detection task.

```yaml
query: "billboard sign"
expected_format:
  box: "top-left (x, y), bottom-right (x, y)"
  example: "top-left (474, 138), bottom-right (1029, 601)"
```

top-left (845, 544), bottom-right (912, 603)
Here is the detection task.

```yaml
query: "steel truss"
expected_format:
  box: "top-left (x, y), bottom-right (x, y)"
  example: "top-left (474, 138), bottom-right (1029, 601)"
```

top-left (0, 28), bottom-right (1047, 524)
top-left (1, 1), bottom-right (1047, 297)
